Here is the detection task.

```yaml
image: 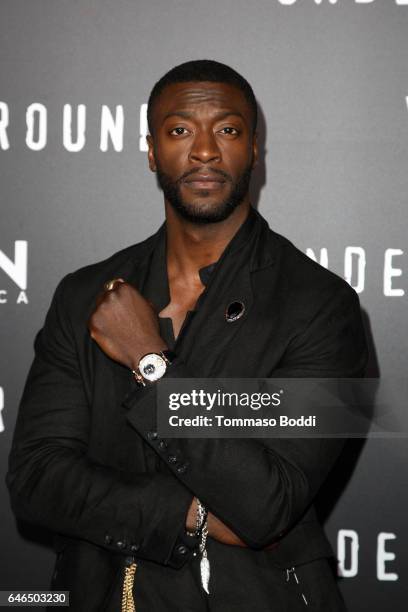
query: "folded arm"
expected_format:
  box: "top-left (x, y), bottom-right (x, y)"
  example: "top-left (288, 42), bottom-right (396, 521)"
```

top-left (124, 283), bottom-right (368, 549)
top-left (6, 275), bottom-right (198, 568)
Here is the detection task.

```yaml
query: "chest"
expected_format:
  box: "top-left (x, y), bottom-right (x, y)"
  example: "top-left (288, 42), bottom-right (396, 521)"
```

top-left (158, 279), bottom-right (205, 339)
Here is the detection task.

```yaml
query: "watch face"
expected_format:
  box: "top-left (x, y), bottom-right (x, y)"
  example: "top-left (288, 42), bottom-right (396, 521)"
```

top-left (139, 353), bottom-right (167, 382)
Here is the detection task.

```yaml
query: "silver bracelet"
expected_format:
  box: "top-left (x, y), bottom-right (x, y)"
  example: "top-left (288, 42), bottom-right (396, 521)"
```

top-left (185, 496), bottom-right (206, 537)
top-left (196, 498), bottom-right (210, 595)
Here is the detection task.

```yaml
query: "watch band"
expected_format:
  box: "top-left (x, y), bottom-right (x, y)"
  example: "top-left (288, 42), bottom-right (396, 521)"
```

top-left (161, 349), bottom-right (176, 364)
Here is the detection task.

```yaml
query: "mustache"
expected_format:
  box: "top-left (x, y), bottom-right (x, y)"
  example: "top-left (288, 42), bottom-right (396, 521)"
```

top-left (177, 167), bottom-right (232, 183)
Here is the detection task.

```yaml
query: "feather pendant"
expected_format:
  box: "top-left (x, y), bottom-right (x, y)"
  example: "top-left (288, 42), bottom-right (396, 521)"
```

top-left (200, 550), bottom-right (210, 594)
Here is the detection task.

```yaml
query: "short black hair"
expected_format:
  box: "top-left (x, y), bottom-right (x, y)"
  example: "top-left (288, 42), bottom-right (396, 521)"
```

top-left (147, 59), bottom-right (257, 135)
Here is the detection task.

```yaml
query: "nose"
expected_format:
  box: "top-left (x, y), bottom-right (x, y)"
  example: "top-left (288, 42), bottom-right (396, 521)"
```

top-left (189, 130), bottom-right (221, 164)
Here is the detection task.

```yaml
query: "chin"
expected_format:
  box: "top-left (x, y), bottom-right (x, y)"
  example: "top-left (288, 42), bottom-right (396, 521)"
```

top-left (172, 199), bottom-right (242, 224)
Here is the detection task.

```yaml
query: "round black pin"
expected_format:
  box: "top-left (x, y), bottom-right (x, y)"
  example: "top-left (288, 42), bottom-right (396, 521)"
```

top-left (225, 301), bottom-right (245, 323)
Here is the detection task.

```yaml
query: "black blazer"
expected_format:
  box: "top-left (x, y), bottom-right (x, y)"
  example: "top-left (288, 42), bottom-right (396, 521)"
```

top-left (6, 208), bottom-right (368, 611)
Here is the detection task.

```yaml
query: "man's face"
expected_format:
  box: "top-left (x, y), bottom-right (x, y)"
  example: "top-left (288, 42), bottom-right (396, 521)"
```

top-left (147, 81), bottom-right (258, 224)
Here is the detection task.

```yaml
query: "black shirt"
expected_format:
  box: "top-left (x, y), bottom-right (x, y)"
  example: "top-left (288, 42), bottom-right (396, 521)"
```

top-left (142, 206), bottom-right (257, 351)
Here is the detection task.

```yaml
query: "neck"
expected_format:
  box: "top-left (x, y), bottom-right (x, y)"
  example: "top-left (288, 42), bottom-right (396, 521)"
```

top-left (164, 199), bottom-right (251, 281)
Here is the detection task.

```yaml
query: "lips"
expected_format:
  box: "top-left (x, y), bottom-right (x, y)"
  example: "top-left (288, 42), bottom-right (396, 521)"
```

top-left (185, 173), bottom-right (225, 183)
top-left (183, 173), bottom-right (226, 191)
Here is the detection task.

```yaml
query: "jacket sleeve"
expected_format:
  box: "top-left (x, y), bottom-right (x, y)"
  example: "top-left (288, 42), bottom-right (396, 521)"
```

top-left (5, 274), bottom-right (198, 569)
top-left (123, 283), bottom-right (369, 549)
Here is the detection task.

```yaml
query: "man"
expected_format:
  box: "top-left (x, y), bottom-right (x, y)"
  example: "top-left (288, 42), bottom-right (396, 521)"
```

top-left (6, 60), bottom-right (368, 611)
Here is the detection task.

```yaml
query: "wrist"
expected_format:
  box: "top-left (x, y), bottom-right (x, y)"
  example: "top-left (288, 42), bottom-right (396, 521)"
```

top-left (131, 347), bottom-right (175, 386)
top-left (186, 497), bottom-right (198, 533)
top-left (185, 497), bottom-right (207, 537)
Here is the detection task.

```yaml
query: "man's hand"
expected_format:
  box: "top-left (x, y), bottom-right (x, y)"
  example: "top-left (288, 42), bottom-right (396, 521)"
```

top-left (186, 497), bottom-right (278, 550)
top-left (88, 279), bottom-right (168, 370)
top-left (186, 497), bottom-right (246, 546)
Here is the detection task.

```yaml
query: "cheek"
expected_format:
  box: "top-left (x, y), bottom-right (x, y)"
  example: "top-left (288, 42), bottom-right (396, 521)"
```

top-left (222, 144), bottom-right (253, 174)
top-left (155, 140), bottom-right (189, 170)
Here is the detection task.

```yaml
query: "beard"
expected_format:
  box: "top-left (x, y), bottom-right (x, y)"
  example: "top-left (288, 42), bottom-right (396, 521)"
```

top-left (155, 162), bottom-right (253, 224)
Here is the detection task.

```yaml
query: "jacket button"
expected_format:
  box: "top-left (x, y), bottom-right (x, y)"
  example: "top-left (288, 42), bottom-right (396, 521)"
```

top-left (130, 543), bottom-right (139, 553)
top-left (147, 431), bottom-right (158, 441)
top-left (104, 534), bottom-right (113, 545)
top-left (158, 440), bottom-right (167, 451)
top-left (168, 454), bottom-right (177, 464)
top-left (176, 545), bottom-right (188, 555)
top-left (177, 464), bottom-right (188, 474)
top-left (116, 540), bottom-right (125, 549)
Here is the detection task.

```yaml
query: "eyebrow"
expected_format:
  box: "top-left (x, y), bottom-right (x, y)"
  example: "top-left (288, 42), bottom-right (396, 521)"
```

top-left (162, 110), bottom-right (246, 122)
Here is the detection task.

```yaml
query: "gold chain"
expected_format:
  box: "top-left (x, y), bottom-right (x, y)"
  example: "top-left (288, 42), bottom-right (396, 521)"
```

top-left (121, 561), bottom-right (137, 612)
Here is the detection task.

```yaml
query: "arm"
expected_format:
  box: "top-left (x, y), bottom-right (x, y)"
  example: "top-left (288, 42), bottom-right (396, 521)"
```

top-left (85, 277), bottom-right (250, 548)
top-left (5, 275), bottom-right (198, 568)
top-left (123, 283), bottom-right (368, 549)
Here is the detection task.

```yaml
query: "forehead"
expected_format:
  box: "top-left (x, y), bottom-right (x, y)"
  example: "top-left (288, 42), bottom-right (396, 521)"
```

top-left (152, 81), bottom-right (252, 124)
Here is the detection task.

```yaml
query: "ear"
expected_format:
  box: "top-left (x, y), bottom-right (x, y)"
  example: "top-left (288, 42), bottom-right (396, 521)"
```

top-left (251, 132), bottom-right (259, 169)
top-left (146, 134), bottom-right (157, 172)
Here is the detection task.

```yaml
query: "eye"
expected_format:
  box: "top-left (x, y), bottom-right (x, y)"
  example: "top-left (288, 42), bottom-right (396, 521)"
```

top-left (169, 127), bottom-right (189, 136)
top-left (218, 127), bottom-right (239, 136)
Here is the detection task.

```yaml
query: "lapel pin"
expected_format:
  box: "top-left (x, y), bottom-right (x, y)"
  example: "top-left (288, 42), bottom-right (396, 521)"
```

top-left (225, 301), bottom-right (245, 323)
